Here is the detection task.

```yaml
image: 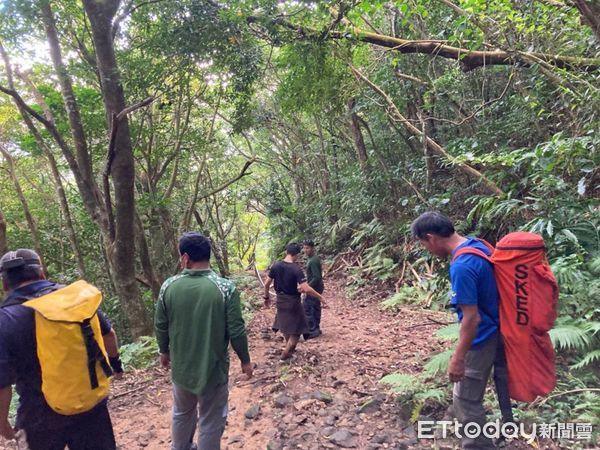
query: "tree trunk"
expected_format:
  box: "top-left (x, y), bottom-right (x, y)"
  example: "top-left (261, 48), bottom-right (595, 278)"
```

top-left (40, 0), bottom-right (103, 224)
top-left (414, 101), bottom-right (435, 193)
top-left (0, 210), bottom-right (8, 256)
top-left (148, 209), bottom-right (168, 279)
top-left (211, 241), bottom-right (229, 277)
top-left (1, 41), bottom-right (87, 277)
top-left (135, 211), bottom-right (162, 298)
top-left (157, 206), bottom-right (180, 275)
top-left (220, 241), bottom-right (230, 277)
top-left (574, 0), bottom-right (600, 41)
top-left (13, 70), bottom-right (87, 277)
top-left (83, 0), bottom-right (152, 337)
top-left (351, 66), bottom-right (504, 196)
top-left (348, 98), bottom-right (369, 173)
top-left (0, 145), bottom-right (45, 270)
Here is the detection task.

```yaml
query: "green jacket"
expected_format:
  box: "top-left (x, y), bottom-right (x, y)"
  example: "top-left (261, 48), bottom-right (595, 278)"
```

top-left (154, 269), bottom-right (250, 395)
top-left (306, 255), bottom-right (324, 293)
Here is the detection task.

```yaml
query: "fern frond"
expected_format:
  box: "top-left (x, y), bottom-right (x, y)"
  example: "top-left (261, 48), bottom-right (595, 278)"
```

top-left (424, 350), bottom-right (453, 376)
top-left (379, 373), bottom-right (418, 393)
top-left (571, 349), bottom-right (600, 370)
top-left (415, 388), bottom-right (448, 403)
top-left (550, 324), bottom-right (591, 350)
top-left (435, 323), bottom-right (460, 341)
top-left (582, 321), bottom-right (600, 335)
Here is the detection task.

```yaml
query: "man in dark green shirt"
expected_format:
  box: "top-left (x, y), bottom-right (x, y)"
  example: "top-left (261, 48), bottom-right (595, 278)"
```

top-left (302, 240), bottom-right (325, 339)
top-left (155, 232), bottom-right (252, 450)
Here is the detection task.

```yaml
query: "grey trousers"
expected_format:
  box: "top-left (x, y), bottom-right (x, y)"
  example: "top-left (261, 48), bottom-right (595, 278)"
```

top-left (453, 333), bottom-right (498, 450)
top-left (171, 382), bottom-right (229, 450)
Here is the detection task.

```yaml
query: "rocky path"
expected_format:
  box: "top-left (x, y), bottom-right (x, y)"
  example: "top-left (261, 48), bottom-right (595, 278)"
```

top-left (109, 276), bottom-right (454, 449)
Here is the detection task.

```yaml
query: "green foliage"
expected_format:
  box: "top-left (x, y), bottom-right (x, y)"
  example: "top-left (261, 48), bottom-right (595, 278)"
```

top-left (0, 0), bottom-right (598, 414)
top-left (550, 318), bottom-right (600, 371)
top-left (523, 371), bottom-right (600, 431)
top-left (380, 372), bottom-right (449, 421)
top-left (380, 319), bottom-right (456, 419)
top-left (379, 372), bottom-right (418, 393)
top-left (119, 336), bottom-right (159, 370)
top-left (550, 321), bottom-right (593, 351)
top-left (380, 286), bottom-right (427, 311)
top-left (276, 42), bottom-right (350, 115)
top-left (423, 350), bottom-right (453, 376)
top-left (435, 323), bottom-right (460, 342)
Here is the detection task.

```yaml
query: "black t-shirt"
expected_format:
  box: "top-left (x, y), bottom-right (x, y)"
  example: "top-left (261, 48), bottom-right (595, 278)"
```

top-left (268, 261), bottom-right (306, 296)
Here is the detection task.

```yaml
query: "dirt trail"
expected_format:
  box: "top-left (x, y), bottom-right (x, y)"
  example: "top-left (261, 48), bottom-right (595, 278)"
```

top-left (110, 276), bottom-right (453, 449)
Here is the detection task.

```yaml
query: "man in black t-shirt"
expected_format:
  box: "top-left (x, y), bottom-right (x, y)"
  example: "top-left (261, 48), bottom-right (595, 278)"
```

top-left (263, 243), bottom-right (324, 359)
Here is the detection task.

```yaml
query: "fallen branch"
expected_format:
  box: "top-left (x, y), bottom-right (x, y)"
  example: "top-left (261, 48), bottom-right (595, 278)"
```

top-left (111, 378), bottom-right (156, 399)
top-left (254, 263), bottom-right (265, 288)
top-left (248, 16), bottom-right (599, 72)
top-left (530, 388), bottom-right (600, 407)
top-left (351, 65), bottom-right (505, 197)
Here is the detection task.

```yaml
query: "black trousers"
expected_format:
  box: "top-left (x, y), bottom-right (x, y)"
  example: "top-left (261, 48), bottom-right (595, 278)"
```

top-left (303, 296), bottom-right (322, 338)
top-left (24, 403), bottom-right (116, 450)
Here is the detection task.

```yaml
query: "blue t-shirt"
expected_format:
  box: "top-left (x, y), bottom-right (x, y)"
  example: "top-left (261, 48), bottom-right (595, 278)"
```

top-left (449, 237), bottom-right (499, 347)
top-left (0, 280), bottom-right (112, 431)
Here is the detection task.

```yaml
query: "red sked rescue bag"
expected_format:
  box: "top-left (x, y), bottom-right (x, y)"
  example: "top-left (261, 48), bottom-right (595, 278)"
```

top-left (452, 232), bottom-right (558, 402)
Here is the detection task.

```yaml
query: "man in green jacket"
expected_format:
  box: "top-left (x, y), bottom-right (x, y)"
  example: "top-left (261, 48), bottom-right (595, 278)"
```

top-left (302, 240), bottom-right (325, 339)
top-left (155, 232), bottom-right (253, 450)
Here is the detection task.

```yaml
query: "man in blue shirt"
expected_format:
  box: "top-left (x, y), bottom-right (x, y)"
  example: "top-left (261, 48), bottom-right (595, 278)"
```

top-left (411, 212), bottom-right (501, 449)
top-left (0, 249), bottom-right (123, 449)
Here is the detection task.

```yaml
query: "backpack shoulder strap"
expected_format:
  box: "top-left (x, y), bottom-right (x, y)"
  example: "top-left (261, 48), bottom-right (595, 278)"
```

top-left (475, 238), bottom-right (495, 254)
top-left (451, 247), bottom-right (494, 264)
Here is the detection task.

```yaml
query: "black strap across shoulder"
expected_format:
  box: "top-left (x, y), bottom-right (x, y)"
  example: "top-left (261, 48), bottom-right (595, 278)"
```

top-left (80, 318), bottom-right (113, 389)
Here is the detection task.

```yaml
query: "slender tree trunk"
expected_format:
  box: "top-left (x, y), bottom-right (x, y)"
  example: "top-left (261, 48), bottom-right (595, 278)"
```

top-left (0, 211), bottom-right (8, 256)
top-left (192, 210), bottom-right (228, 277)
top-left (45, 150), bottom-right (87, 277)
top-left (157, 206), bottom-right (180, 274)
top-left (314, 117), bottom-right (330, 194)
top-left (0, 145), bottom-right (45, 269)
top-left (351, 66), bottom-right (504, 196)
top-left (574, 0), bottom-right (600, 41)
top-left (99, 234), bottom-right (117, 298)
top-left (1, 41), bottom-right (87, 277)
top-left (211, 241), bottom-right (229, 277)
top-left (83, 0), bottom-right (152, 337)
top-left (220, 241), bottom-right (230, 277)
top-left (13, 71), bottom-right (87, 277)
top-left (148, 209), bottom-right (168, 279)
top-left (415, 104), bottom-right (435, 193)
top-left (135, 211), bottom-right (161, 298)
top-left (347, 98), bottom-right (369, 173)
top-left (40, 0), bottom-right (103, 222)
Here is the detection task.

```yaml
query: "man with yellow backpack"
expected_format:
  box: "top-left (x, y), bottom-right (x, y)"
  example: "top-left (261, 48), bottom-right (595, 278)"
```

top-left (0, 249), bottom-right (124, 449)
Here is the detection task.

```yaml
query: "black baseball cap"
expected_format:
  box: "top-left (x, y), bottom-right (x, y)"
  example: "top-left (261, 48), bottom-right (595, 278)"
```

top-left (0, 249), bottom-right (42, 272)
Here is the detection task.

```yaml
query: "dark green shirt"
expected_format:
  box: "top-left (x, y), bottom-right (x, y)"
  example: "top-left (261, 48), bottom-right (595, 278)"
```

top-left (306, 255), bottom-right (324, 293)
top-left (154, 269), bottom-right (250, 395)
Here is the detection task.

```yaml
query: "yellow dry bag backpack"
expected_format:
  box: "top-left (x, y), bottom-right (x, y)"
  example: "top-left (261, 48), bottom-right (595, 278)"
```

top-left (24, 280), bottom-right (113, 415)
